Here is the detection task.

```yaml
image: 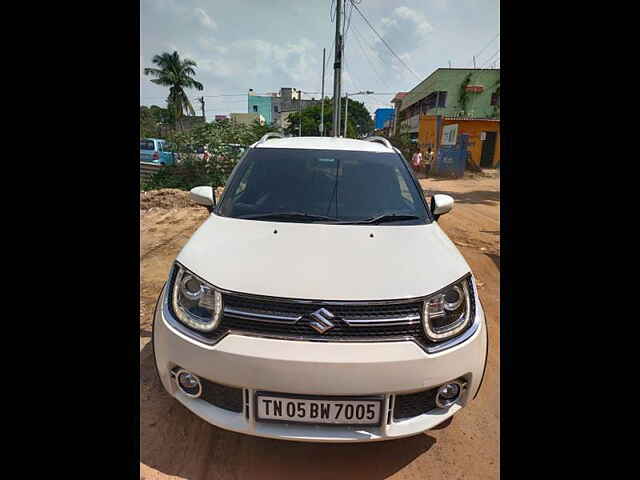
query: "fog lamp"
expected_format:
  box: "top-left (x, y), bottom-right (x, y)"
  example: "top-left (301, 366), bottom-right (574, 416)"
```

top-left (436, 381), bottom-right (463, 408)
top-left (176, 370), bottom-right (202, 398)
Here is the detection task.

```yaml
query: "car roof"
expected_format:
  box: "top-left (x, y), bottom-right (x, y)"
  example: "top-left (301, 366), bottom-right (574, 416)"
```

top-left (252, 136), bottom-right (395, 153)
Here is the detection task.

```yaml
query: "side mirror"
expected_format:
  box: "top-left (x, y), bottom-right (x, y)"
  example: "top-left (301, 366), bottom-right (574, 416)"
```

top-left (430, 194), bottom-right (454, 220)
top-left (190, 186), bottom-right (216, 211)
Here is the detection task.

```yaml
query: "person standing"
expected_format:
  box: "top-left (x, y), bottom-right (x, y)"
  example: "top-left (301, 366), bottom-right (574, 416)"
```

top-left (411, 148), bottom-right (422, 174)
top-left (424, 146), bottom-right (434, 176)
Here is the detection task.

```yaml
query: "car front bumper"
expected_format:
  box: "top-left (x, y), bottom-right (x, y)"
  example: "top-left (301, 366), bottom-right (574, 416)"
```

top-left (152, 284), bottom-right (488, 442)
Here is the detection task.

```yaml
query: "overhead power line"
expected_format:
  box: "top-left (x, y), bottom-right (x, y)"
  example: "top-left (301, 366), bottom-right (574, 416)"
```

top-left (351, 23), bottom-right (393, 90)
top-left (350, 1), bottom-right (421, 81)
top-left (479, 49), bottom-right (500, 68)
top-left (473, 33), bottom-right (500, 62)
top-left (344, 0), bottom-right (354, 39)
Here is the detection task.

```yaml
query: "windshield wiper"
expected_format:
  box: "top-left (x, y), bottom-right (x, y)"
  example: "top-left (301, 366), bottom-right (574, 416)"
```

top-left (340, 213), bottom-right (423, 225)
top-left (238, 211), bottom-right (338, 222)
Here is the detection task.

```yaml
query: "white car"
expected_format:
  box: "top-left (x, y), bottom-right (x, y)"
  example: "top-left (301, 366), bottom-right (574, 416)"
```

top-left (152, 134), bottom-right (488, 442)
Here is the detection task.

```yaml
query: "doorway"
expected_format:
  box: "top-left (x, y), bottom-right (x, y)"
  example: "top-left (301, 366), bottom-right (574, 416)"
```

top-left (480, 131), bottom-right (497, 168)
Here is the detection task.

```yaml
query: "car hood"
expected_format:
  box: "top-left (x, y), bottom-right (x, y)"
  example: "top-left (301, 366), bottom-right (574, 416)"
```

top-left (176, 214), bottom-right (471, 301)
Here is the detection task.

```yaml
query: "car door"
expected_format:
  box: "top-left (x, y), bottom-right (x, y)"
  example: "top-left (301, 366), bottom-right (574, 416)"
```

top-left (164, 141), bottom-right (177, 165)
top-left (158, 141), bottom-right (174, 165)
top-left (140, 139), bottom-right (156, 162)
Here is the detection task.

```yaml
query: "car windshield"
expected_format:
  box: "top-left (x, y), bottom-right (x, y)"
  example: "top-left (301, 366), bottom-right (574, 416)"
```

top-left (218, 148), bottom-right (430, 225)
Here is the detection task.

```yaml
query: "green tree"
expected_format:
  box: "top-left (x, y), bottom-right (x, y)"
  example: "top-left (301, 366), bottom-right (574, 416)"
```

top-left (388, 123), bottom-right (413, 159)
top-left (284, 98), bottom-right (374, 138)
top-left (140, 105), bottom-right (173, 137)
top-left (140, 106), bottom-right (156, 137)
top-left (248, 119), bottom-right (280, 141)
top-left (144, 51), bottom-right (204, 130)
top-left (144, 119), bottom-right (281, 192)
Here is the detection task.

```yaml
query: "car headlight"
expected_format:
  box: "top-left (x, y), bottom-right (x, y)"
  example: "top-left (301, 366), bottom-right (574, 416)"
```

top-left (423, 276), bottom-right (472, 341)
top-left (171, 264), bottom-right (223, 332)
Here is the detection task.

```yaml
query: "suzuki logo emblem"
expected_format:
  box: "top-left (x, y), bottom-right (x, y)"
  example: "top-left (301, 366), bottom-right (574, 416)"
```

top-left (309, 308), bottom-right (335, 333)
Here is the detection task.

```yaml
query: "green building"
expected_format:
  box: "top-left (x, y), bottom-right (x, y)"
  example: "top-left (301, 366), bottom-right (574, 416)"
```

top-left (397, 68), bottom-right (500, 136)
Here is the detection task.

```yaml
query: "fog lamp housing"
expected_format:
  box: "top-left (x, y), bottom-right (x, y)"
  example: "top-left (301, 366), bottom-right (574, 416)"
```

top-left (435, 380), bottom-right (464, 408)
top-left (176, 369), bottom-right (202, 398)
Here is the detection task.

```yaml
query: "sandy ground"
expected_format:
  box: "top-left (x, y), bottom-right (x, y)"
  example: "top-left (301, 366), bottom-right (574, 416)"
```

top-left (140, 174), bottom-right (500, 480)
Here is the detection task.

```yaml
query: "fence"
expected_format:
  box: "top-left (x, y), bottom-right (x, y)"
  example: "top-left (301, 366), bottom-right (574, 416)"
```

top-left (432, 134), bottom-right (470, 178)
top-left (140, 162), bottom-right (163, 181)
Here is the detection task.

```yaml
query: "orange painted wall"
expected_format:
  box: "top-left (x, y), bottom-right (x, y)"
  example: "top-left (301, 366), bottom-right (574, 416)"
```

top-left (418, 116), bottom-right (500, 168)
top-left (419, 116), bottom-right (438, 151)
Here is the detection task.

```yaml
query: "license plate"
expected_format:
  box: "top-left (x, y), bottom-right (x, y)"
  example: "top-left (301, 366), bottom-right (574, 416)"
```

top-left (256, 394), bottom-right (382, 425)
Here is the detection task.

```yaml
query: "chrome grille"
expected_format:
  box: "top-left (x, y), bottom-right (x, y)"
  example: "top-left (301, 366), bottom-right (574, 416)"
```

top-left (218, 293), bottom-right (427, 342)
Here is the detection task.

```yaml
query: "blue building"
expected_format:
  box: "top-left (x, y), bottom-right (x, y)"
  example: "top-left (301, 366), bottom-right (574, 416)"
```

top-left (248, 91), bottom-right (273, 124)
top-left (374, 108), bottom-right (395, 130)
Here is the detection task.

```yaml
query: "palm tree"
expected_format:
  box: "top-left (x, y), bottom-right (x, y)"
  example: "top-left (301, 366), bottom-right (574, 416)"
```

top-left (144, 51), bottom-right (204, 131)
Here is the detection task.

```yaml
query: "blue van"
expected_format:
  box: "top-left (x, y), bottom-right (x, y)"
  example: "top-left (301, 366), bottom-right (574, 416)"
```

top-left (140, 138), bottom-right (175, 166)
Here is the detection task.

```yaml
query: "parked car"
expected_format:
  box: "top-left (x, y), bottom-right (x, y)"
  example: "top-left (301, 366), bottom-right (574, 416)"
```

top-left (140, 138), bottom-right (175, 165)
top-left (152, 134), bottom-right (488, 442)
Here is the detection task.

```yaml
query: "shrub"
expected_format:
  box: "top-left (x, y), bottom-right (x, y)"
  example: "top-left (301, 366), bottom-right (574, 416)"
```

top-left (141, 157), bottom-right (221, 191)
top-left (141, 119), bottom-right (280, 192)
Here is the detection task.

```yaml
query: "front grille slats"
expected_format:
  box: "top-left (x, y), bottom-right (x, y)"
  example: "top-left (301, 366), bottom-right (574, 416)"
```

top-left (219, 294), bottom-right (427, 343)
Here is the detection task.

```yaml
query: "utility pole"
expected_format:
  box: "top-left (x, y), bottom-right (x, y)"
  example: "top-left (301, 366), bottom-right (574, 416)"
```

top-left (473, 56), bottom-right (476, 68)
top-left (320, 48), bottom-right (326, 136)
top-left (199, 96), bottom-right (205, 121)
top-left (298, 89), bottom-right (302, 136)
top-left (331, 0), bottom-right (342, 136)
top-left (344, 90), bottom-right (373, 138)
top-left (343, 93), bottom-right (349, 138)
top-left (449, 60), bottom-right (451, 68)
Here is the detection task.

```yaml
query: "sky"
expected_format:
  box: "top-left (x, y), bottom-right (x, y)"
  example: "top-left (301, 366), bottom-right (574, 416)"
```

top-left (140, 0), bottom-right (499, 118)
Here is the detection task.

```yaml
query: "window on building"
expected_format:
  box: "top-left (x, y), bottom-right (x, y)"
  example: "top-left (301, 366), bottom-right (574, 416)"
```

top-left (253, 105), bottom-right (258, 112)
top-left (274, 105), bottom-right (279, 112)
top-left (437, 91), bottom-right (447, 108)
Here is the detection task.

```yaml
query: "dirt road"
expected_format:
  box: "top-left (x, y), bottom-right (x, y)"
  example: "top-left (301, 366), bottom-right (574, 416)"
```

top-left (140, 174), bottom-right (500, 479)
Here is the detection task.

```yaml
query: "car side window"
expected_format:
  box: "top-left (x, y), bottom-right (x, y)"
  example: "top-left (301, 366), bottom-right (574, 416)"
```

top-left (394, 166), bottom-right (415, 205)
top-left (233, 162), bottom-right (255, 198)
